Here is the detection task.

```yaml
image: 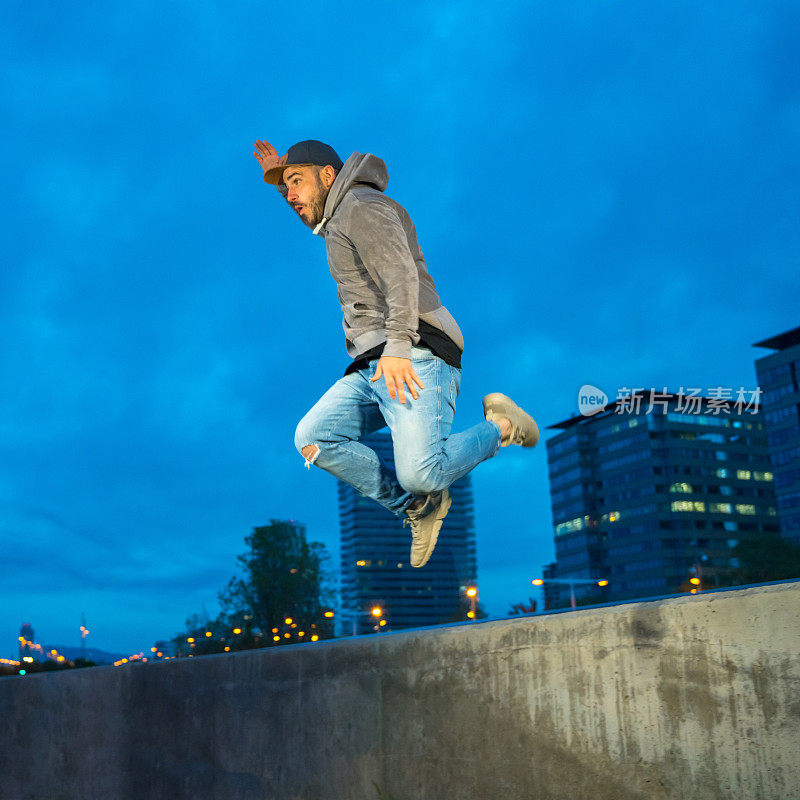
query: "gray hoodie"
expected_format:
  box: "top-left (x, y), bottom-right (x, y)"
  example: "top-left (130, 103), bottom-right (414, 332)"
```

top-left (312, 152), bottom-right (464, 362)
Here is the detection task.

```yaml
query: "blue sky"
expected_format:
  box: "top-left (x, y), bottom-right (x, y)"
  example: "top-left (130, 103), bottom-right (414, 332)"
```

top-left (2, 1), bottom-right (798, 657)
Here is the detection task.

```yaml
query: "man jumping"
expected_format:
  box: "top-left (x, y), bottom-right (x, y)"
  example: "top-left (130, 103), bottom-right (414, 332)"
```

top-left (254, 139), bottom-right (539, 568)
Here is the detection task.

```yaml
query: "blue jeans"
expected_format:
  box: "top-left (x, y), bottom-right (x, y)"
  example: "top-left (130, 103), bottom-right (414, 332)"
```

top-left (294, 346), bottom-right (502, 516)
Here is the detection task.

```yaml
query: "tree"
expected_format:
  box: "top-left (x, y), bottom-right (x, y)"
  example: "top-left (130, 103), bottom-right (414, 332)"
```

top-left (508, 597), bottom-right (538, 615)
top-left (727, 531), bottom-right (800, 586)
top-left (216, 520), bottom-right (335, 647)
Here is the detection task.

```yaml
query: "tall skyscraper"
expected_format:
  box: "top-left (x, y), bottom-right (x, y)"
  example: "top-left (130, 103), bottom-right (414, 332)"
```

top-left (338, 431), bottom-right (477, 634)
top-left (753, 325), bottom-right (800, 545)
top-left (545, 390), bottom-right (778, 605)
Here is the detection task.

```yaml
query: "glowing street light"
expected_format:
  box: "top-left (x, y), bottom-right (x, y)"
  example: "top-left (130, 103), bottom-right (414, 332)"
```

top-left (465, 585), bottom-right (479, 620)
top-left (371, 606), bottom-right (382, 617)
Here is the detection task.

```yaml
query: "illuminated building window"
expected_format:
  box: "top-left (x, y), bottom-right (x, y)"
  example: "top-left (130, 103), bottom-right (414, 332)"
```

top-left (671, 501), bottom-right (706, 513)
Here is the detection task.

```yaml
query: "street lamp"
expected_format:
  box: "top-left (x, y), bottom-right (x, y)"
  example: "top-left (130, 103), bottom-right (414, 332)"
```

top-left (465, 585), bottom-right (478, 620)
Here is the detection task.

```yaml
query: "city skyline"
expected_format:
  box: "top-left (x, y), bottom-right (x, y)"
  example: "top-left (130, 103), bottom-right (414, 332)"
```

top-left (3, 2), bottom-right (799, 655)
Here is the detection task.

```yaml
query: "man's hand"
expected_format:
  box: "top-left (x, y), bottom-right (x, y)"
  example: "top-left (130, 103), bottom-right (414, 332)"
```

top-left (253, 140), bottom-right (286, 176)
top-left (370, 356), bottom-right (424, 404)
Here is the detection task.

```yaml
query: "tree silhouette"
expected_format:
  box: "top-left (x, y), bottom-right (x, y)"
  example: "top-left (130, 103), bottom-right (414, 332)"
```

top-left (215, 519), bottom-right (335, 647)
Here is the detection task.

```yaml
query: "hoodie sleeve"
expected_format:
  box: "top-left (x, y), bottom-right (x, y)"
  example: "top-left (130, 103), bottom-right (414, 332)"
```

top-left (345, 196), bottom-right (419, 360)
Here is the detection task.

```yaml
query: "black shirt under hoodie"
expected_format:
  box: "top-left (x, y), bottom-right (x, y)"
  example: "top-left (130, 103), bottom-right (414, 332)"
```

top-left (343, 319), bottom-right (462, 377)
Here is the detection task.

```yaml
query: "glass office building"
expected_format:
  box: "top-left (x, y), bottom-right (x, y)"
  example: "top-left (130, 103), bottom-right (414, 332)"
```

top-left (338, 431), bottom-right (477, 634)
top-left (753, 325), bottom-right (800, 546)
top-left (545, 390), bottom-right (778, 605)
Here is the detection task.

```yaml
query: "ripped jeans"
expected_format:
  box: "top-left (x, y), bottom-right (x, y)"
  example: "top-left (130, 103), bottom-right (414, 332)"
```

top-left (294, 345), bottom-right (503, 516)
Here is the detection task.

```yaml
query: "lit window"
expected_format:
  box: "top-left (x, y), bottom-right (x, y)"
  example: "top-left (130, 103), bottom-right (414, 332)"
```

top-left (716, 468), bottom-right (728, 478)
top-left (669, 482), bottom-right (693, 493)
top-left (671, 500), bottom-right (705, 513)
top-left (735, 504), bottom-right (756, 515)
top-left (754, 471), bottom-right (773, 481)
top-left (737, 470), bottom-right (752, 480)
top-left (709, 503), bottom-right (732, 514)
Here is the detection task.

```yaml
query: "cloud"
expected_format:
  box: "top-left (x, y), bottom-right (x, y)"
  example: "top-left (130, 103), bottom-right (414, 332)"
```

top-left (1, 0), bottom-right (798, 653)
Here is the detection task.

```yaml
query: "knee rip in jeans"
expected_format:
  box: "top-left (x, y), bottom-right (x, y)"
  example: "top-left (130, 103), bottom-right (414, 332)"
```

top-left (300, 444), bottom-right (320, 469)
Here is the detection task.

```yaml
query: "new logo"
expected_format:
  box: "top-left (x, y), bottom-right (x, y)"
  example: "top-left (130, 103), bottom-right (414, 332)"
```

top-left (578, 385), bottom-right (608, 416)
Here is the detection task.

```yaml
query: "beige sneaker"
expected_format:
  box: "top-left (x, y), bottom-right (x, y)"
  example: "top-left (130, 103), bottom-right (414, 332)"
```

top-left (404, 489), bottom-right (452, 568)
top-left (483, 393), bottom-right (540, 447)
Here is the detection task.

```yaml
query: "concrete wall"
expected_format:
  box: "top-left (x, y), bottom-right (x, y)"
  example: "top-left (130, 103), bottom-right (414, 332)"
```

top-left (2, 581), bottom-right (799, 800)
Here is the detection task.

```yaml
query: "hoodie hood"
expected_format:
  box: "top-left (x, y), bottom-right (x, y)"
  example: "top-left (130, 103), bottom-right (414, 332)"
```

top-left (313, 152), bottom-right (388, 235)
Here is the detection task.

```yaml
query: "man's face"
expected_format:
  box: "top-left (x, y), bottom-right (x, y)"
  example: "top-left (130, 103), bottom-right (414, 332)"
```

top-left (282, 165), bottom-right (331, 229)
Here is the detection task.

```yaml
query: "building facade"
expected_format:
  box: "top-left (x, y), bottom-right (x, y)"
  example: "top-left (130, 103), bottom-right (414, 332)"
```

top-left (753, 325), bottom-right (800, 546)
top-left (338, 431), bottom-right (477, 634)
top-left (545, 390), bottom-right (778, 605)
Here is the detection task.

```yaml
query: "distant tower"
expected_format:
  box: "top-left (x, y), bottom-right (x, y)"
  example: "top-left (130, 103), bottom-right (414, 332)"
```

top-left (19, 623), bottom-right (35, 661)
top-left (753, 325), bottom-right (800, 545)
top-left (338, 431), bottom-right (477, 635)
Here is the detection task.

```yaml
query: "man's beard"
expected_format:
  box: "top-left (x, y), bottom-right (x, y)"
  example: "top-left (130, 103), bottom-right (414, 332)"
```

top-left (303, 175), bottom-right (329, 229)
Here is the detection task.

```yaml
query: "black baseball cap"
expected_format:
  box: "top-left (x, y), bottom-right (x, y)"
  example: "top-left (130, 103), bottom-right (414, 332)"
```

top-left (262, 140), bottom-right (343, 185)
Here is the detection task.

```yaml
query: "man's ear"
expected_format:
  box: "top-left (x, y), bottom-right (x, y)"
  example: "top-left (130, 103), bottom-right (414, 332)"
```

top-left (320, 165), bottom-right (337, 188)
